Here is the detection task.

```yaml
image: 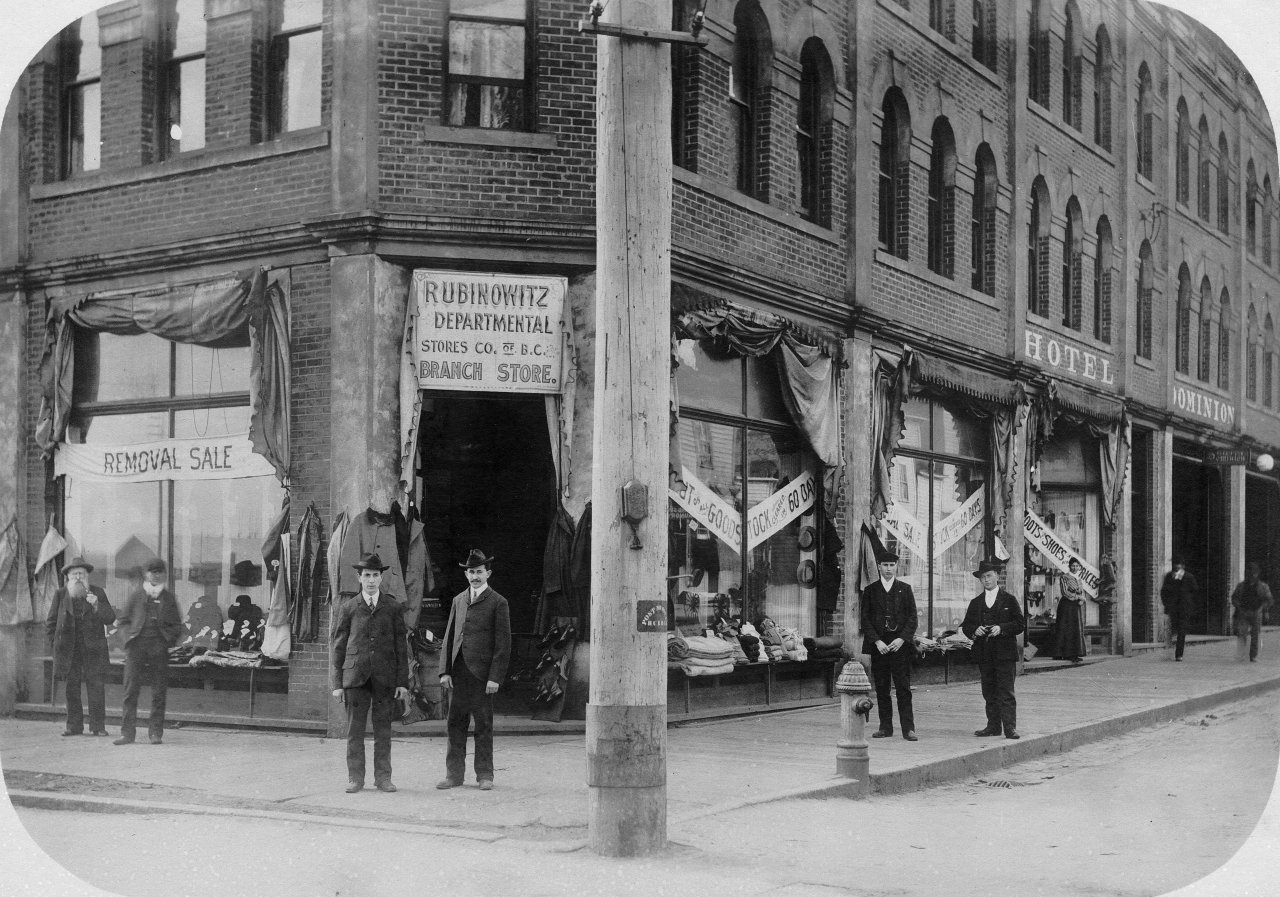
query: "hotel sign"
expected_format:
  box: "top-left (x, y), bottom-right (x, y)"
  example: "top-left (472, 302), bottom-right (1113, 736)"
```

top-left (1022, 328), bottom-right (1116, 387)
top-left (412, 270), bottom-right (566, 394)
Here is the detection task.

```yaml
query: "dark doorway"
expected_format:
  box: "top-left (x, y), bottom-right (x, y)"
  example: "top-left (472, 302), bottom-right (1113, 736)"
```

top-left (1245, 474), bottom-right (1280, 622)
top-left (1171, 457), bottom-right (1225, 634)
top-left (418, 394), bottom-right (555, 635)
top-left (1130, 428), bottom-right (1153, 641)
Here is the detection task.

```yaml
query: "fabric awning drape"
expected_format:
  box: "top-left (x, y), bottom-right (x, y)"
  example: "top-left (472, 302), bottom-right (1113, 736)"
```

top-left (35, 269), bottom-right (291, 484)
top-left (1032, 379), bottom-right (1130, 529)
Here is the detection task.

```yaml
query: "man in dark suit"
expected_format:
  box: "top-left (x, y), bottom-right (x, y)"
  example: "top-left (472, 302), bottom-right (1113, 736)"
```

top-left (331, 552), bottom-right (410, 793)
top-left (860, 548), bottom-right (919, 741)
top-left (114, 558), bottom-right (183, 745)
top-left (1160, 557), bottom-right (1199, 661)
top-left (438, 549), bottom-right (512, 791)
top-left (961, 558), bottom-right (1025, 740)
top-left (46, 557), bottom-right (116, 737)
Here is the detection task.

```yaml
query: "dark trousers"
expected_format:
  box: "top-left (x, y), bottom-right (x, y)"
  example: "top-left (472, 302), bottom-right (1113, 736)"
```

top-left (343, 680), bottom-right (395, 784)
top-left (1168, 613), bottom-right (1188, 659)
top-left (1236, 613), bottom-right (1263, 660)
top-left (446, 662), bottom-right (494, 782)
top-left (121, 636), bottom-right (169, 740)
top-left (63, 652), bottom-right (106, 733)
top-left (870, 648), bottom-right (914, 733)
top-left (978, 661), bottom-right (1017, 734)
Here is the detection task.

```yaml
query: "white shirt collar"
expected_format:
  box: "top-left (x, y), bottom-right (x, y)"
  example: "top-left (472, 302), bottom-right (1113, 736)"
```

top-left (983, 588), bottom-right (998, 606)
top-left (880, 576), bottom-right (896, 590)
top-left (470, 587), bottom-right (484, 602)
top-left (364, 591), bottom-right (379, 607)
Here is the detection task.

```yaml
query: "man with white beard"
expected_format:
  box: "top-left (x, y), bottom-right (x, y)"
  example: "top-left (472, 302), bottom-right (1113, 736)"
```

top-left (46, 557), bottom-right (116, 736)
top-left (113, 558), bottom-right (183, 745)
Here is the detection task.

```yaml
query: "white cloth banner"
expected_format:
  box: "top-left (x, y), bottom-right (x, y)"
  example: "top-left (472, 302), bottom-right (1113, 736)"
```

top-left (933, 490), bottom-right (984, 557)
top-left (881, 505), bottom-right (928, 562)
top-left (55, 434), bottom-right (276, 483)
top-left (746, 470), bottom-right (816, 551)
top-left (670, 467), bottom-right (742, 555)
top-left (1024, 509), bottom-right (1100, 598)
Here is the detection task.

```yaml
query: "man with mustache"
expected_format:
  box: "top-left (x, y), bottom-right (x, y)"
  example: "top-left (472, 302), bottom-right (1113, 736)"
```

top-left (46, 557), bottom-right (116, 737)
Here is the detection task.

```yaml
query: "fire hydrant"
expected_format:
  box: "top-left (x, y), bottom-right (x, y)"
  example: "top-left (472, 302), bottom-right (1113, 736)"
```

top-left (835, 658), bottom-right (874, 798)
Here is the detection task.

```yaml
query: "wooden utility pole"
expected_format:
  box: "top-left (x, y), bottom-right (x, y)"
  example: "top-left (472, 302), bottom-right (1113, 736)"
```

top-left (585, 0), bottom-right (675, 858)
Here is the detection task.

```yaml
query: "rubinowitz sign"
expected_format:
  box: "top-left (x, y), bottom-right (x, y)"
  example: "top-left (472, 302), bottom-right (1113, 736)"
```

top-left (412, 270), bottom-right (567, 394)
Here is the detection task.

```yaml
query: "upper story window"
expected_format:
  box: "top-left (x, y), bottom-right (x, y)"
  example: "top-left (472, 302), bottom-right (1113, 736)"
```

top-left (268, 0), bottom-right (323, 137)
top-left (1218, 133), bottom-right (1231, 233)
top-left (1093, 26), bottom-right (1112, 151)
top-left (1198, 277), bottom-right (1213, 382)
top-left (1219, 288), bottom-right (1232, 389)
top-left (1062, 198), bottom-right (1083, 330)
top-left (930, 0), bottom-right (953, 40)
top-left (1175, 99), bottom-right (1190, 206)
top-left (1197, 116), bottom-right (1211, 221)
top-left (1247, 161), bottom-right (1259, 255)
top-left (1028, 177), bottom-right (1050, 317)
top-left (1175, 263), bottom-right (1193, 375)
top-left (446, 0), bottom-right (533, 130)
top-left (1136, 240), bottom-right (1154, 360)
top-left (878, 88), bottom-right (911, 260)
top-left (928, 117), bottom-right (957, 277)
top-left (1265, 176), bottom-right (1275, 268)
top-left (1247, 305), bottom-right (1259, 401)
top-left (1094, 216), bottom-right (1113, 343)
top-left (971, 144), bottom-right (998, 296)
top-left (1266, 315), bottom-right (1276, 408)
top-left (1135, 63), bottom-right (1153, 180)
top-left (971, 1), bottom-right (996, 71)
top-left (159, 0), bottom-right (207, 157)
top-left (796, 39), bottom-right (833, 227)
top-left (1028, 0), bottom-right (1050, 108)
top-left (60, 13), bottom-right (102, 177)
top-left (1062, 1), bottom-right (1081, 129)
top-left (731, 1), bottom-right (773, 200)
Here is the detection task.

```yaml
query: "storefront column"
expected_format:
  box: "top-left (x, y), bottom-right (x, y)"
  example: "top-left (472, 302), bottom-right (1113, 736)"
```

top-left (841, 335), bottom-right (874, 644)
top-left (1008, 414), bottom-right (1027, 652)
top-left (326, 253), bottom-right (408, 735)
top-left (1226, 463), bottom-right (1247, 609)
top-left (1113, 450), bottom-right (1133, 654)
top-left (1155, 429), bottom-right (1174, 644)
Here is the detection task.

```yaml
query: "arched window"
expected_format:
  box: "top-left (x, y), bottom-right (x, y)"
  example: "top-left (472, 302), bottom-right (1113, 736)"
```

top-left (1218, 133), bottom-right (1231, 233)
top-left (1063, 198), bottom-right (1084, 329)
top-left (1199, 277), bottom-right (1213, 382)
top-left (1175, 264), bottom-right (1193, 374)
top-left (796, 39), bottom-right (833, 226)
top-left (930, 0), bottom-right (953, 39)
top-left (1029, 0), bottom-right (1050, 107)
top-left (1247, 161), bottom-right (1258, 255)
top-left (1136, 64), bottom-right (1153, 180)
top-left (1094, 216), bottom-right (1113, 342)
top-left (1063, 1), bottom-right (1081, 129)
top-left (928, 118), bottom-right (957, 277)
top-left (1136, 241), bottom-right (1154, 359)
top-left (1197, 116), bottom-right (1211, 221)
top-left (1094, 26), bottom-right (1112, 151)
top-left (1175, 100), bottom-right (1190, 205)
top-left (1029, 177), bottom-right (1051, 317)
top-left (878, 88), bottom-right (911, 260)
top-left (972, 144), bottom-right (998, 295)
top-left (731, 1), bottom-right (772, 200)
top-left (1264, 176), bottom-right (1274, 268)
top-left (1219, 289), bottom-right (1232, 389)
top-left (1266, 314), bottom-right (1276, 407)
top-left (1247, 305), bottom-right (1260, 402)
top-left (971, 0), bottom-right (997, 71)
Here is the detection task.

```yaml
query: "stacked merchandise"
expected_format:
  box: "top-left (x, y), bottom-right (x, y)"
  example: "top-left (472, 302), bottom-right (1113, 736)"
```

top-left (737, 620), bottom-right (766, 663)
top-left (777, 626), bottom-right (808, 661)
top-left (668, 634), bottom-right (735, 676)
top-left (756, 618), bottom-right (787, 662)
top-left (803, 635), bottom-right (845, 662)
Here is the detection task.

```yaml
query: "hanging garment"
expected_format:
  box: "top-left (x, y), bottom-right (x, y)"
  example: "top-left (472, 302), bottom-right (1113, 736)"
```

top-left (262, 533), bottom-right (292, 661)
top-left (536, 502), bottom-right (576, 631)
top-left (335, 508), bottom-right (406, 601)
top-left (290, 502), bottom-right (323, 642)
top-left (568, 502), bottom-right (592, 635)
top-left (328, 510), bottom-right (350, 606)
top-left (32, 523), bottom-right (68, 622)
top-left (402, 506), bottom-right (432, 633)
top-left (0, 516), bottom-right (35, 625)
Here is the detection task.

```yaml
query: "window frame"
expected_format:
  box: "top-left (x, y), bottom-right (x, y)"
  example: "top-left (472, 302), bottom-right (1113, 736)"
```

top-left (444, 0), bottom-right (537, 132)
top-left (928, 117), bottom-right (957, 278)
top-left (158, 0), bottom-right (208, 160)
top-left (267, 0), bottom-right (325, 139)
top-left (59, 15), bottom-right (102, 179)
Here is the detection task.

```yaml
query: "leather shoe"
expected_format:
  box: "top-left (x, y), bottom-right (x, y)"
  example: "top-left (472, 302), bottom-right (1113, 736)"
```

top-left (478, 779), bottom-right (493, 791)
top-left (903, 731), bottom-right (918, 741)
top-left (345, 781), bottom-right (363, 793)
top-left (61, 729), bottom-right (81, 736)
top-left (89, 729), bottom-right (108, 737)
top-left (113, 736), bottom-right (134, 745)
top-left (436, 778), bottom-right (463, 790)
top-left (974, 728), bottom-right (1001, 737)
top-left (375, 781), bottom-right (397, 793)
top-left (1005, 730), bottom-right (1021, 739)
top-left (148, 735), bottom-right (163, 745)
top-left (871, 729), bottom-right (893, 738)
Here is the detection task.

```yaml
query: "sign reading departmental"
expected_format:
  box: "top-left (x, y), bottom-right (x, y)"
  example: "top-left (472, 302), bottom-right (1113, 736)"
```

top-left (412, 270), bottom-right (566, 394)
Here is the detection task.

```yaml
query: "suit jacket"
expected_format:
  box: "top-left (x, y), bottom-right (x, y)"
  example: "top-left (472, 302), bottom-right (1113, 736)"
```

top-left (860, 578), bottom-right (919, 655)
top-left (331, 592), bottom-right (410, 691)
top-left (961, 589), bottom-right (1025, 665)
top-left (439, 586), bottom-right (512, 685)
top-left (46, 586), bottom-right (116, 678)
top-left (115, 588), bottom-right (183, 648)
top-left (1160, 571), bottom-right (1199, 618)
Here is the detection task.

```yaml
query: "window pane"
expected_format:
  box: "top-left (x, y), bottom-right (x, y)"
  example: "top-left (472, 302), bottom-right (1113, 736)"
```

top-left (282, 30), bottom-right (323, 131)
top-left (171, 0), bottom-right (207, 56)
top-left (174, 343), bottom-right (250, 396)
top-left (75, 332), bottom-right (171, 403)
top-left (675, 340), bottom-right (742, 416)
top-left (280, 0), bottom-right (323, 30)
top-left (933, 401), bottom-right (986, 459)
top-left (1039, 434), bottom-right (1101, 485)
top-left (69, 15), bottom-right (101, 81)
top-left (745, 353), bottom-right (789, 423)
top-left (451, 0), bottom-right (526, 19)
top-left (75, 411), bottom-right (169, 445)
top-left (447, 83), bottom-right (525, 130)
top-left (745, 430), bottom-right (813, 633)
top-left (173, 404), bottom-right (252, 440)
top-left (1032, 490), bottom-right (1101, 626)
top-left (931, 463), bottom-right (986, 634)
top-left (449, 21), bottom-right (526, 79)
top-left (176, 58), bottom-right (206, 151)
top-left (899, 397), bottom-right (929, 450)
top-left (69, 82), bottom-right (102, 173)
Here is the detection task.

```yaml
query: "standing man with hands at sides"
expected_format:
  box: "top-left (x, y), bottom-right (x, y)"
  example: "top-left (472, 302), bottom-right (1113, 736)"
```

top-left (331, 553), bottom-right (410, 794)
top-left (438, 549), bottom-right (511, 791)
top-left (114, 558), bottom-right (182, 745)
top-left (46, 557), bottom-right (116, 737)
top-left (962, 558), bottom-right (1025, 740)
top-left (860, 548), bottom-right (919, 741)
top-left (1160, 556), bottom-right (1198, 661)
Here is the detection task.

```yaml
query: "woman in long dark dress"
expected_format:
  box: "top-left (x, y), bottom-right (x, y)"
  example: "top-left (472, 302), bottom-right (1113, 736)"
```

top-left (1052, 558), bottom-right (1089, 663)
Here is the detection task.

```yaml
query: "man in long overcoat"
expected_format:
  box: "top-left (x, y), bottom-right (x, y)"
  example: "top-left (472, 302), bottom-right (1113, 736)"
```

top-left (114, 558), bottom-right (183, 745)
top-left (860, 548), bottom-right (919, 740)
top-left (331, 552), bottom-right (410, 793)
top-left (46, 557), bottom-right (116, 737)
top-left (1160, 557), bottom-right (1199, 661)
top-left (438, 549), bottom-right (511, 791)
top-left (961, 558), bottom-right (1025, 740)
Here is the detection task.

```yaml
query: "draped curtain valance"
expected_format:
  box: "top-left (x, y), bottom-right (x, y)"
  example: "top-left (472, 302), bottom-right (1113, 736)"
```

top-left (35, 269), bottom-right (291, 485)
top-left (1030, 379), bottom-right (1130, 528)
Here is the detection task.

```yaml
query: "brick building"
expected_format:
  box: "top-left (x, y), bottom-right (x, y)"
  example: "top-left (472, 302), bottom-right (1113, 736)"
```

top-left (0, 0), bottom-right (1276, 731)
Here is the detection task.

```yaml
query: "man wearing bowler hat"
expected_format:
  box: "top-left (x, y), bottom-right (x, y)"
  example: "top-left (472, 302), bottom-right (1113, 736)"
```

top-left (961, 558), bottom-right (1025, 740)
top-left (114, 558), bottom-right (183, 745)
top-left (438, 549), bottom-right (511, 791)
top-left (331, 552), bottom-right (410, 793)
top-left (860, 547), bottom-right (920, 741)
top-left (46, 557), bottom-right (116, 737)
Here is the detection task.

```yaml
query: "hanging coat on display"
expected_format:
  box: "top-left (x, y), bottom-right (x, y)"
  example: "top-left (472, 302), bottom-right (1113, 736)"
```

top-left (32, 522), bottom-right (69, 622)
top-left (335, 508), bottom-right (406, 602)
top-left (260, 499), bottom-right (292, 660)
top-left (290, 502), bottom-right (323, 642)
top-left (0, 516), bottom-right (35, 626)
top-left (568, 502), bottom-right (592, 637)
top-left (401, 506), bottom-right (433, 633)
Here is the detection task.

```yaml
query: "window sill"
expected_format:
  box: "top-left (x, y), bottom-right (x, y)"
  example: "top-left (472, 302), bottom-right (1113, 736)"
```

top-left (874, 248), bottom-right (1000, 310)
top-left (32, 129), bottom-right (331, 200)
top-left (675, 168), bottom-right (840, 244)
top-left (1133, 355), bottom-right (1156, 370)
top-left (876, 0), bottom-right (1002, 90)
top-left (1026, 102), bottom-right (1116, 168)
top-left (1135, 172), bottom-right (1156, 194)
top-left (1173, 371), bottom-right (1232, 401)
top-left (419, 124), bottom-right (559, 151)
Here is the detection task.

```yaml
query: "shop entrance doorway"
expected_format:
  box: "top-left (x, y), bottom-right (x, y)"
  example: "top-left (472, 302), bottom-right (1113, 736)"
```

top-left (418, 394), bottom-right (555, 636)
top-left (1171, 457), bottom-right (1225, 634)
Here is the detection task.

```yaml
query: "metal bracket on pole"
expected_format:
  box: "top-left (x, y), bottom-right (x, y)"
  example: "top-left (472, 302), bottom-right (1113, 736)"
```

top-left (579, 0), bottom-right (709, 46)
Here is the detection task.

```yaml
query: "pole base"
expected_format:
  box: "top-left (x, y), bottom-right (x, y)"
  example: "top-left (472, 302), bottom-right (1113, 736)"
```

top-left (588, 784), bottom-right (667, 856)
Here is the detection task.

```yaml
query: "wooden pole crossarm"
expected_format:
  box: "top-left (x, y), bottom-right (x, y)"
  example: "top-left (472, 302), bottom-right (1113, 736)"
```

top-left (577, 20), bottom-right (708, 46)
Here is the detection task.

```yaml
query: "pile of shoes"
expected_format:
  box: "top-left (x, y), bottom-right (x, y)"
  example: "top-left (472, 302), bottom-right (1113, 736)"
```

top-left (532, 621), bottom-right (576, 715)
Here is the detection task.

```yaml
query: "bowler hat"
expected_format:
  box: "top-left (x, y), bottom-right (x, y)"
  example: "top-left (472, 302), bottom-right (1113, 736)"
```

top-left (875, 547), bottom-right (900, 563)
top-left (62, 556), bottom-right (94, 575)
top-left (972, 558), bottom-right (1004, 578)
top-left (459, 549), bottom-right (494, 569)
top-left (352, 552), bottom-right (391, 572)
top-left (144, 558), bottom-right (167, 575)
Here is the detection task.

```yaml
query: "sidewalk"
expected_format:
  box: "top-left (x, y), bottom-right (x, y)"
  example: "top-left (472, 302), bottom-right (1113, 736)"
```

top-left (4, 633), bottom-right (1278, 846)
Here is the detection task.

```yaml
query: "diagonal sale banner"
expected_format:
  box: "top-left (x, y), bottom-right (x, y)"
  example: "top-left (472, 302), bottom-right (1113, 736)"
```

top-left (746, 469), bottom-right (817, 551)
top-left (1023, 509), bottom-right (1101, 598)
top-left (880, 504), bottom-right (928, 562)
top-left (669, 467), bottom-right (742, 555)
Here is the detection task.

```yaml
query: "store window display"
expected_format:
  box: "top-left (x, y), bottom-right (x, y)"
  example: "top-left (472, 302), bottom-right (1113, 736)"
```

top-left (1027, 432), bottom-right (1103, 629)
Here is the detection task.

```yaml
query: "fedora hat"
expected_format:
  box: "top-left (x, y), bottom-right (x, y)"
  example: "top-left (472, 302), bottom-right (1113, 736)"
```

top-left (875, 547), bottom-right (900, 563)
top-left (62, 556), bottom-right (94, 575)
top-left (352, 552), bottom-right (391, 572)
top-left (459, 549), bottom-right (494, 569)
top-left (972, 558), bottom-right (1004, 578)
